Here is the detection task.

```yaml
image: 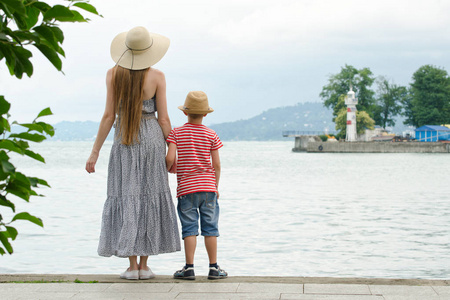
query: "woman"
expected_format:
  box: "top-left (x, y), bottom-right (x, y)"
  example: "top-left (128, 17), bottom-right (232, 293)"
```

top-left (85, 26), bottom-right (180, 280)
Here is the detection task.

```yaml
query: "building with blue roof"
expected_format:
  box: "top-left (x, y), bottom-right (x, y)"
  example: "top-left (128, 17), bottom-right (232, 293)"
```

top-left (415, 125), bottom-right (450, 142)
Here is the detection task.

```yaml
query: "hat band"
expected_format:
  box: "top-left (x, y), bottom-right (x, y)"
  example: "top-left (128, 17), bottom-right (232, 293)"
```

top-left (117, 38), bottom-right (154, 69)
top-left (125, 37), bottom-right (154, 51)
top-left (183, 106), bottom-right (211, 111)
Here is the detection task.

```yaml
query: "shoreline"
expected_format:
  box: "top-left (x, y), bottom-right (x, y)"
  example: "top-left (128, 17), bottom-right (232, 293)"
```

top-left (1, 274), bottom-right (449, 285)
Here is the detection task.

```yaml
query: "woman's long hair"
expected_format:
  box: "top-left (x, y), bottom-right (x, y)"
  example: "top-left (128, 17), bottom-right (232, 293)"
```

top-left (113, 66), bottom-right (149, 145)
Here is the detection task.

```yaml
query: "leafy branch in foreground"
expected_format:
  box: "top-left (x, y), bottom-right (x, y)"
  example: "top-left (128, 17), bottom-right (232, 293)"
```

top-left (0, 0), bottom-right (101, 255)
top-left (0, 96), bottom-right (54, 254)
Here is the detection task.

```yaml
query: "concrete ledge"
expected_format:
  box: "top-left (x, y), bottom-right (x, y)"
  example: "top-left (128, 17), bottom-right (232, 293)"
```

top-left (0, 274), bottom-right (448, 286)
top-left (306, 141), bottom-right (450, 153)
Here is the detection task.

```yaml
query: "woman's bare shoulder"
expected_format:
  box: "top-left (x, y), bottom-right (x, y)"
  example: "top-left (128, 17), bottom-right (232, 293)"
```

top-left (147, 67), bottom-right (165, 79)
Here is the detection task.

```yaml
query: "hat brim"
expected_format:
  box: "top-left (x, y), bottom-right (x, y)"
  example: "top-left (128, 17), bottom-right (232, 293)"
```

top-left (178, 105), bottom-right (214, 114)
top-left (111, 31), bottom-right (170, 70)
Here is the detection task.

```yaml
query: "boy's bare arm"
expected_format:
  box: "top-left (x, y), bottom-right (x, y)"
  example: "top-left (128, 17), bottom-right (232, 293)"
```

top-left (211, 149), bottom-right (221, 189)
top-left (166, 142), bottom-right (177, 172)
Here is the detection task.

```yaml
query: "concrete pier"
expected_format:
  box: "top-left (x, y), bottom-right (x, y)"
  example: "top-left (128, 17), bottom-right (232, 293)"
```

top-left (293, 136), bottom-right (322, 152)
top-left (305, 141), bottom-right (450, 153)
top-left (0, 274), bottom-right (449, 299)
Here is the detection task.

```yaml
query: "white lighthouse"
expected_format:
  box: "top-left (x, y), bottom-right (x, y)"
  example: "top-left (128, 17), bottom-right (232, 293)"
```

top-left (345, 87), bottom-right (358, 142)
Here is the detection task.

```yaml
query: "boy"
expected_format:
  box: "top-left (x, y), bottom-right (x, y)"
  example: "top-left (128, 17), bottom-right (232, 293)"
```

top-left (166, 91), bottom-right (227, 280)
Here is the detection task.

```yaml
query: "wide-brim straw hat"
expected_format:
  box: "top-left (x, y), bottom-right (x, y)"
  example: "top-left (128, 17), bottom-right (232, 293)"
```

top-left (110, 26), bottom-right (170, 70)
top-left (178, 91), bottom-right (214, 114)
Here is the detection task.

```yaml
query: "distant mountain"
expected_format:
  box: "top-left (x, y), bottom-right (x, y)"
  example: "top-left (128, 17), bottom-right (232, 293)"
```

top-left (52, 121), bottom-right (114, 141)
top-left (50, 102), bottom-right (412, 141)
top-left (209, 102), bottom-right (334, 141)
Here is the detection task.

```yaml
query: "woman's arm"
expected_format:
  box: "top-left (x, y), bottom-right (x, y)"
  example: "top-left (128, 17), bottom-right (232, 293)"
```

top-left (85, 68), bottom-right (116, 173)
top-left (154, 71), bottom-right (171, 140)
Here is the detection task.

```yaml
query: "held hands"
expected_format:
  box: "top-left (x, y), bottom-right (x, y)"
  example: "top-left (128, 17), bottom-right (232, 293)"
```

top-left (168, 160), bottom-right (177, 174)
top-left (85, 152), bottom-right (99, 173)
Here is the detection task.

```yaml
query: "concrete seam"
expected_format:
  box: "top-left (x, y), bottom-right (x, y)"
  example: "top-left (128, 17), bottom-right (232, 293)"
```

top-left (430, 285), bottom-right (439, 296)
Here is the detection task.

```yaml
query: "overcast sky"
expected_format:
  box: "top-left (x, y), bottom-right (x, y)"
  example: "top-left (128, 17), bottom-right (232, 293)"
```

top-left (1, 0), bottom-right (450, 126)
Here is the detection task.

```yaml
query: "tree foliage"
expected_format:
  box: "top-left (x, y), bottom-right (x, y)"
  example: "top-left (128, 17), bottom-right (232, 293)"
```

top-left (0, 0), bottom-right (100, 255)
top-left (320, 64), bottom-right (376, 121)
top-left (403, 65), bottom-right (450, 127)
top-left (373, 77), bottom-right (407, 129)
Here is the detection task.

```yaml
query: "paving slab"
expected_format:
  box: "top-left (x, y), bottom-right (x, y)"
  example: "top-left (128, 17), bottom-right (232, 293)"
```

top-left (70, 292), bottom-right (179, 300)
top-left (5, 292), bottom-right (78, 300)
top-left (104, 282), bottom-right (175, 293)
top-left (432, 286), bottom-right (450, 296)
top-left (170, 282), bottom-right (239, 293)
top-left (281, 294), bottom-right (384, 300)
top-left (369, 285), bottom-right (439, 297)
top-left (237, 283), bottom-right (303, 293)
top-left (177, 292), bottom-right (281, 299)
top-left (34, 282), bottom-right (111, 292)
top-left (305, 283), bottom-right (372, 295)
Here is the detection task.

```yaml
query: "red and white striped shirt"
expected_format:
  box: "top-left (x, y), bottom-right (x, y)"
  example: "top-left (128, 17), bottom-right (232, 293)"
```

top-left (167, 123), bottom-right (223, 198)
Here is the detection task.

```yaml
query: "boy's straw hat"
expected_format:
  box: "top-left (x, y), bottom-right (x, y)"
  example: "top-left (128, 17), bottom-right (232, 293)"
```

top-left (178, 91), bottom-right (214, 114)
top-left (110, 26), bottom-right (170, 70)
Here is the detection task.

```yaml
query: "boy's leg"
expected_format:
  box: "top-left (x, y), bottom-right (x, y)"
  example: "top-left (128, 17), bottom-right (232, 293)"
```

top-left (184, 235), bottom-right (197, 265)
top-left (204, 236), bottom-right (217, 264)
top-left (174, 193), bottom-right (199, 280)
top-left (199, 192), bottom-right (227, 279)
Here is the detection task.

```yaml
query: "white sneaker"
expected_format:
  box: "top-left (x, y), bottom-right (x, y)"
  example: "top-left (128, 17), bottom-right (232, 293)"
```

top-left (120, 269), bottom-right (139, 280)
top-left (139, 267), bottom-right (155, 280)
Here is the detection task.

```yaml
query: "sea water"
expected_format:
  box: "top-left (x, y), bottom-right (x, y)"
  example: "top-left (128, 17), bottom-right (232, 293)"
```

top-left (0, 141), bottom-right (449, 279)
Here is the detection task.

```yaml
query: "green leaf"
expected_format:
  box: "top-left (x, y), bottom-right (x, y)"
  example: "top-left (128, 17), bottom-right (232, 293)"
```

top-left (35, 107), bottom-right (53, 119)
top-left (12, 12), bottom-right (28, 30)
top-left (34, 44), bottom-right (62, 71)
top-left (6, 182), bottom-right (31, 201)
top-left (0, 246), bottom-right (5, 255)
top-left (0, 117), bottom-right (11, 135)
top-left (0, 96), bottom-right (11, 115)
top-left (24, 149), bottom-right (45, 163)
top-left (0, 195), bottom-right (15, 212)
top-left (25, 6), bottom-right (40, 29)
top-left (60, 9), bottom-right (86, 22)
top-left (48, 26), bottom-right (64, 43)
top-left (9, 132), bottom-right (46, 142)
top-left (0, 140), bottom-right (25, 154)
top-left (1, 159), bottom-right (15, 173)
top-left (34, 25), bottom-right (58, 50)
top-left (1, 0), bottom-right (26, 16)
top-left (29, 177), bottom-right (50, 188)
top-left (12, 172), bottom-right (31, 185)
top-left (5, 226), bottom-right (18, 240)
top-left (11, 212), bottom-right (43, 227)
top-left (43, 5), bottom-right (74, 21)
top-left (72, 2), bottom-right (100, 15)
top-left (0, 231), bottom-right (13, 254)
top-left (11, 45), bottom-right (34, 78)
top-left (14, 122), bottom-right (44, 133)
top-left (32, 1), bottom-right (51, 13)
top-left (0, 3), bottom-right (13, 18)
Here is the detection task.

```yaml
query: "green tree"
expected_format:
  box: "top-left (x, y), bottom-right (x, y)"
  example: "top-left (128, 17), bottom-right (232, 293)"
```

top-left (335, 99), bottom-right (375, 140)
top-left (320, 64), bottom-right (376, 121)
top-left (0, 0), bottom-right (100, 255)
top-left (373, 77), bottom-right (407, 129)
top-left (403, 65), bottom-right (450, 127)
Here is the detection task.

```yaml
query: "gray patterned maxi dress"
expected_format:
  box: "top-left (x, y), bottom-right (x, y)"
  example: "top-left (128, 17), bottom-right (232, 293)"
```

top-left (98, 98), bottom-right (181, 257)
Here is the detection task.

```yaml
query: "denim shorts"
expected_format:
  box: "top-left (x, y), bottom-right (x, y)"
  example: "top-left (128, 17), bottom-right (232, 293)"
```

top-left (177, 192), bottom-right (219, 239)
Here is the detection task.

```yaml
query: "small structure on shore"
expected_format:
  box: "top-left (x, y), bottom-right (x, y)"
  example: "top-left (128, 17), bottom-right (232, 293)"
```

top-left (415, 125), bottom-right (450, 142)
top-left (345, 87), bottom-right (358, 142)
